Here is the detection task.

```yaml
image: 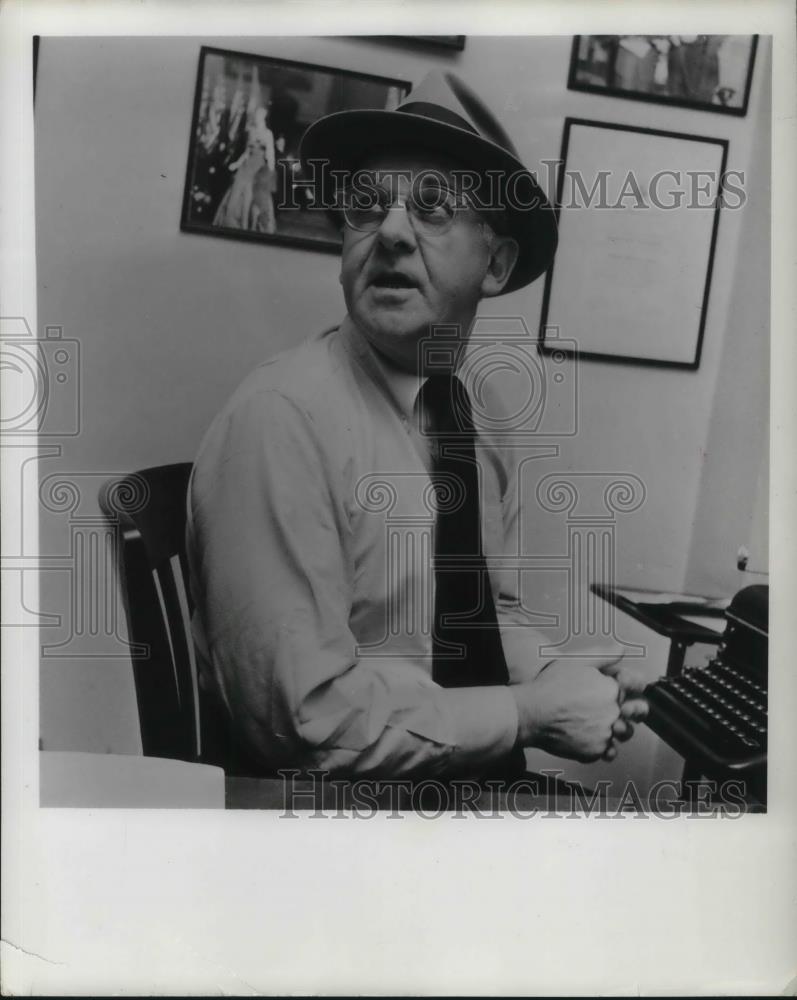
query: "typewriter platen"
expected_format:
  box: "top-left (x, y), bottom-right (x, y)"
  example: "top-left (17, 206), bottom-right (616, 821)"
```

top-left (644, 584), bottom-right (768, 799)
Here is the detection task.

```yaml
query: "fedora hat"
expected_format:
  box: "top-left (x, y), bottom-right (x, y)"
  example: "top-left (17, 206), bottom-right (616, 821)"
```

top-left (299, 70), bottom-right (557, 292)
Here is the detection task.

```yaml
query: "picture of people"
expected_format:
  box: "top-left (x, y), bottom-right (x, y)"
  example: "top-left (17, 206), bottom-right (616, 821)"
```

top-left (568, 35), bottom-right (758, 116)
top-left (182, 47), bottom-right (409, 249)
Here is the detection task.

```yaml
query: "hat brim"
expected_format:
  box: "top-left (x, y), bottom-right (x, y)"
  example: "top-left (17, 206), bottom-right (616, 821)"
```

top-left (300, 109), bottom-right (557, 292)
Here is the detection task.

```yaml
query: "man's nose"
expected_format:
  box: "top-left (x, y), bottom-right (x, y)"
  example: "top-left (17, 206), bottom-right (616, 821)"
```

top-left (375, 201), bottom-right (417, 252)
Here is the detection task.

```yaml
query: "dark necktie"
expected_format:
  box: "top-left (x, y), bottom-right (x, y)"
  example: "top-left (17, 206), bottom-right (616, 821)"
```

top-left (419, 374), bottom-right (510, 689)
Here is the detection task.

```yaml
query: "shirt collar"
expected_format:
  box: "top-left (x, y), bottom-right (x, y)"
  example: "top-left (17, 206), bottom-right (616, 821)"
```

top-left (340, 315), bottom-right (426, 422)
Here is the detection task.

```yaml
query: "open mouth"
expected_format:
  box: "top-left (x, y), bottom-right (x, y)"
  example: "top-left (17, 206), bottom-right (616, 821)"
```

top-left (370, 273), bottom-right (418, 290)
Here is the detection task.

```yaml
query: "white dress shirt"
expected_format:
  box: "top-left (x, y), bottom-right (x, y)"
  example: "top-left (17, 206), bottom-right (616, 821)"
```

top-left (187, 317), bottom-right (548, 778)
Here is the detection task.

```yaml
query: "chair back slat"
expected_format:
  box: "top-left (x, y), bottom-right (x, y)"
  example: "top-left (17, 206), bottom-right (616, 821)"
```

top-left (100, 463), bottom-right (264, 774)
top-left (100, 464), bottom-right (197, 762)
top-left (111, 526), bottom-right (186, 758)
top-left (152, 557), bottom-right (200, 756)
top-left (169, 554), bottom-right (203, 755)
top-left (150, 566), bottom-right (183, 708)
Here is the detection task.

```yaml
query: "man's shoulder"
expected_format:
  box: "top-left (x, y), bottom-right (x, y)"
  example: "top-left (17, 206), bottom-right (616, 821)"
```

top-left (232, 325), bottom-right (352, 410)
top-left (193, 325), bottom-right (358, 480)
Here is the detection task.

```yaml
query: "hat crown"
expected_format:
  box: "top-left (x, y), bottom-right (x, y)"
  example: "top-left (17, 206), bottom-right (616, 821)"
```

top-left (297, 69), bottom-right (558, 291)
top-left (400, 70), bottom-right (463, 113)
top-left (397, 71), bottom-right (520, 160)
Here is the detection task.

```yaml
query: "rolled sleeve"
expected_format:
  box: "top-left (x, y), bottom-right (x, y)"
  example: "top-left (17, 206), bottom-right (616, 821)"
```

top-left (496, 597), bottom-right (552, 684)
top-left (441, 686), bottom-right (519, 772)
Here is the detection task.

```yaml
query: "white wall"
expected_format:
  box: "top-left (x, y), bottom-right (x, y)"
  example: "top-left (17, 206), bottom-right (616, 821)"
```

top-left (35, 36), bottom-right (770, 761)
top-left (683, 59), bottom-right (771, 595)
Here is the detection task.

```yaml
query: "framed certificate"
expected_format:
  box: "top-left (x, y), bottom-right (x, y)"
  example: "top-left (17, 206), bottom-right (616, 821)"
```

top-left (539, 118), bottom-right (729, 370)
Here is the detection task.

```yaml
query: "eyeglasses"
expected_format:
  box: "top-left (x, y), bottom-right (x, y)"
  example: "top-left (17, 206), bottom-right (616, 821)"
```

top-left (340, 177), bottom-right (476, 237)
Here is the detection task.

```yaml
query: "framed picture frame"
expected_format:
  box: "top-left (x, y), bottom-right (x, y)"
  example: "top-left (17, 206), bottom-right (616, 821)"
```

top-left (415, 36), bottom-right (466, 50)
top-left (180, 46), bottom-right (410, 252)
top-left (568, 35), bottom-right (758, 116)
top-left (393, 36), bottom-right (466, 50)
top-left (539, 118), bottom-right (729, 370)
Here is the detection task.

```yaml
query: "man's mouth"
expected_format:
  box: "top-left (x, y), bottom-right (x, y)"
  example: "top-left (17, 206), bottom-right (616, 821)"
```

top-left (369, 272), bottom-right (419, 290)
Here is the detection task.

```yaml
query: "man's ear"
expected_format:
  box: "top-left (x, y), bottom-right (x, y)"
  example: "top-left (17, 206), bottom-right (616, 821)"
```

top-left (480, 233), bottom-right (520, 298)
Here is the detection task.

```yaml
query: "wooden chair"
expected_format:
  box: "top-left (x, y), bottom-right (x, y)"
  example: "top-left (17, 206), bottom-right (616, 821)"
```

top-left (99, 464), bottom-right (245, 771)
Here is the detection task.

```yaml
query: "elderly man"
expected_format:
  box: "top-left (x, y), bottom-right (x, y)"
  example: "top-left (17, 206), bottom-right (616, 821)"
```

top-left (187, 71), bottom-right (647, 783)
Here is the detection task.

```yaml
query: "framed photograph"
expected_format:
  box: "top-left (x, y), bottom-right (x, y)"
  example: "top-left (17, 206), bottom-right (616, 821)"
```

top-left (415, 35), bottom-right (466, 50)
top-left (396, 35), bottom-right (466, 50)
top-left (180, 46), bottom-right (410, 251)
top-left (539, 118), bottom-right (728, 369)
top-left (568, 35), bottom-right (758, 116)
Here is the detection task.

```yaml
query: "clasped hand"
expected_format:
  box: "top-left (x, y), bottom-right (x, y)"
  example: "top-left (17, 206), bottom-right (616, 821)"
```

top-left (512, 650), bottom-right (649, 763)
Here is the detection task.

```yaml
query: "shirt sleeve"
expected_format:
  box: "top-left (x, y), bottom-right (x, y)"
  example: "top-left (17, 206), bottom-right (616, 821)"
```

top-left (494, 446), bottom-right (553, 685)
top-left (188, 386), bottom-right (519, 778)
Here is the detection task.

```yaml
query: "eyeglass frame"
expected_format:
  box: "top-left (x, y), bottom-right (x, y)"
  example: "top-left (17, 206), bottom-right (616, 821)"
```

top-left (337, 168), bottom-right (490, 238)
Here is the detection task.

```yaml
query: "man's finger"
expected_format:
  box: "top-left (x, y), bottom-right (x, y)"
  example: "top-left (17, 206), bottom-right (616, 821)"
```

top-left (579, 652), bottom-right (625, 674)
top-left (602, 742), bottom-right (618, 762)
top-left (612, 718), bottom-right (635, 742)
top-left (612, 663), bottom-right (649, 698)
top-left (620, 697), bottom-right (649, 722)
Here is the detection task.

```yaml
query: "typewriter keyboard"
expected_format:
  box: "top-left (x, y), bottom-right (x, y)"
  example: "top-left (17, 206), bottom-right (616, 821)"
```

top-left (649, 659), bottom-right (767, 757)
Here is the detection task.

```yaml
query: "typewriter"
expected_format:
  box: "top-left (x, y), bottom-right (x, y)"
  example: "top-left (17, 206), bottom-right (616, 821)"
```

top-left (644, 584), bottom-right (768, 798)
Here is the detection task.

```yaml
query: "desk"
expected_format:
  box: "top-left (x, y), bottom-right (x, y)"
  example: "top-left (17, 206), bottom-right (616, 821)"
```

top-left (225, 775), bottom-right (630, 814)
top-left (35, 755), bottom-right (742, 812)
top-left (590, 582), bottom-right (726, 676)
top-left (223, 776), bottom-right (764, 813)
top-left (40, 751), bottom-right (226, 808)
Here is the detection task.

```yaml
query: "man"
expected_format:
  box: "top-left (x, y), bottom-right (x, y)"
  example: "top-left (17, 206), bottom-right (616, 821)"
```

top-left (187, 71), bottom-right (647, 782)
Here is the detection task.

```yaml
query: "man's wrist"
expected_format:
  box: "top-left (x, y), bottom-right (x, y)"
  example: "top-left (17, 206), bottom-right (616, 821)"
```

top-left (510, 660), bottom-right (557, 747)
top-left (442, 686), bottom-right (521, 768)
top-left (512, 685), bottom-right (541, 748)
